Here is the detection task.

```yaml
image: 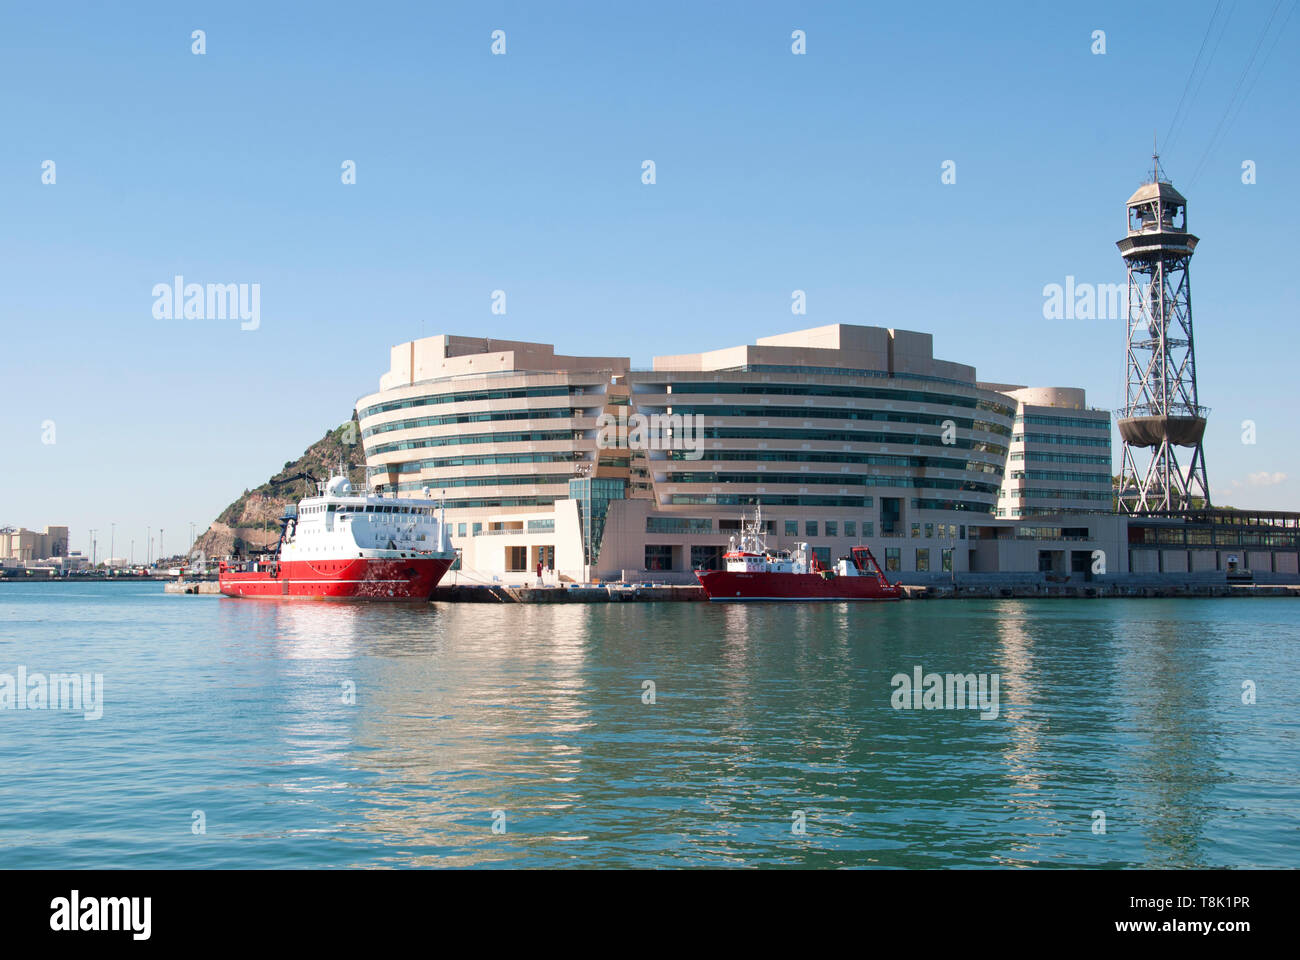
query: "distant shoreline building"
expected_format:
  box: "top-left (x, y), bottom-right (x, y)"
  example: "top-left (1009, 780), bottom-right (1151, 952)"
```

top-left (0, 525), bottom-right (69, 565)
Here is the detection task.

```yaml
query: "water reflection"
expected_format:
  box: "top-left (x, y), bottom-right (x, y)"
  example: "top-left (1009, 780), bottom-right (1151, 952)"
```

top-left (164, 594), bottom-right (1292, 866)
top-left (1112, 606), bottom-right (1225, 867)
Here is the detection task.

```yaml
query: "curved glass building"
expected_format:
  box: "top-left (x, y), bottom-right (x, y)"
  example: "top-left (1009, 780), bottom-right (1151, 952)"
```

top-left (356, 325), bottom-right (1113, 582)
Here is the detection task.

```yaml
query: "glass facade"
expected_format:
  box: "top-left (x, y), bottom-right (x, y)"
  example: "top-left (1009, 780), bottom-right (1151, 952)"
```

top-left (571, 477), bottom-right (626, 566)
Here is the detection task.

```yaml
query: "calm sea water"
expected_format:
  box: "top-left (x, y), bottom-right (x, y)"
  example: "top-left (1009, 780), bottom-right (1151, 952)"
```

top-left (0, 582), bottom-right (1296, 868)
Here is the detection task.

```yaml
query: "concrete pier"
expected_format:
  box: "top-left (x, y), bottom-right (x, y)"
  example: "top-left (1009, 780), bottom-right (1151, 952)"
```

top-left (431, 580), bottom-right (1299, 603)
top-left (432, 583), bottom-right (706, 603)
top-left (899, 582), bottom-right (1300, 600)
top-left (163, 581), bottom-right (222, 595)
top-left (162, 579), bottom-right (1299, 601)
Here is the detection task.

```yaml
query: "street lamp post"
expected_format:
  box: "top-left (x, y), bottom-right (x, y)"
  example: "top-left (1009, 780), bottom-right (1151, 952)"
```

top-left (89, 529), bottom-right (97, 567)
top-left (109, 523), bottom-right (115, 571)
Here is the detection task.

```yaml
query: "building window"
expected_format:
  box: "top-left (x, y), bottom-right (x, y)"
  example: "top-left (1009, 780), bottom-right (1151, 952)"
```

top-left (845, 520), bottom-right (856, 538)
top-left (925, 523), bottom-right (934, 538)
top-left (691, 545), bottom-right (724, 570)
top-left (885, 547), bottom-right (900, 572)
top-left (959, 525), bottom-right (966, 540)
top-left (506, 546), bottom-right (527, 571)
top-left (863, 521), bottom-right (874, 537)
top-left (785, 520), bottom-right (798, 537)
top-left (916, 548), bottom-right (930, 572)
top-left (825, 520), bottom-right (838, 537)
top-left (647, 517), bottom-right (711, 534)
top-left (942, 548), bottom-right (953, 572)
top-left (805, 521), bottom-right (818, 537)
top-left (911, 523), bottom-right (921, 538)
top-left (881, 498), bottom-right (901, 535)
top-left (645, 545), bottom-right (674, 571)
top-left (472, 522), bottom-right (483, 537)
top-left (457, 523), bottom-right (467, 537)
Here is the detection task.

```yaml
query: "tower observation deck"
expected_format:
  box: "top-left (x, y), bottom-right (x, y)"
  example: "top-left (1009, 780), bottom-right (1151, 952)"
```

top-left (1115, 158), bottom-right (1211, 514)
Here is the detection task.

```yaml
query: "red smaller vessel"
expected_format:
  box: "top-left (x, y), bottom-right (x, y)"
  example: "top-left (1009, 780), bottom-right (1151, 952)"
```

top-left (695, 506), bottom-right (900, 602)
top-left (218, 470), bottom-right (456, 601)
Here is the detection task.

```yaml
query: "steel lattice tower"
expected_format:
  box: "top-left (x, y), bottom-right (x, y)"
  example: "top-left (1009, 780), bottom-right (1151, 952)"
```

top-left (1115, 157), bottom-right (1210, 514)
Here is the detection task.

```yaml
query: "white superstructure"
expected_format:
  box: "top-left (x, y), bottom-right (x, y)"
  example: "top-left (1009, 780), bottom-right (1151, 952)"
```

top-left (278, 473), bottom-right (454, 562)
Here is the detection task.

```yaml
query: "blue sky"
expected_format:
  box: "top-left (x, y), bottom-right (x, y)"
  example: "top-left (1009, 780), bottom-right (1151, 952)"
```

top-left (1, 1), bottom-right (1296, 559)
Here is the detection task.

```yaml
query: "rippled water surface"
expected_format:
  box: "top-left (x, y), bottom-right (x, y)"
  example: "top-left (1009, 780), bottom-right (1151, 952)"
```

top-left (1, 582), bottom-right (1296, 868)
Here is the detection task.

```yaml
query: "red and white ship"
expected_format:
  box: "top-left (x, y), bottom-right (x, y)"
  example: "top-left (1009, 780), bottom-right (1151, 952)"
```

top-left (695, 506), bottom-right (900, 602)
top-left (218, 471), bottom-right (456, 600)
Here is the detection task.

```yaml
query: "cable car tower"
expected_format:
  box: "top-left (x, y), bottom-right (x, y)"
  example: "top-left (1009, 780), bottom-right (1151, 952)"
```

top-left (1115, 153), bottom-right (1210, 514)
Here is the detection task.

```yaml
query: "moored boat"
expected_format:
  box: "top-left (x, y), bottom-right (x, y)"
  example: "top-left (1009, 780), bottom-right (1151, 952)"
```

top-left (217, 471), bottom-right (455, 600)
top-left (694, 506), bottom-right (900, 602)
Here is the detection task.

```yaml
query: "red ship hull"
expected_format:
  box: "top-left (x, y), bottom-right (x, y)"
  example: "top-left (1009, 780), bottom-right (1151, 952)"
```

top-left (219, 556), bottom-right (453, 601)
top-left (695, 569), bottom-right (901, 602)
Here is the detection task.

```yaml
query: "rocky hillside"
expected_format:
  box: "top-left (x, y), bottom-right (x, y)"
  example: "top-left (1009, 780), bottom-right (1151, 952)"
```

top-left (191, 418), bottom-right (367, 559)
